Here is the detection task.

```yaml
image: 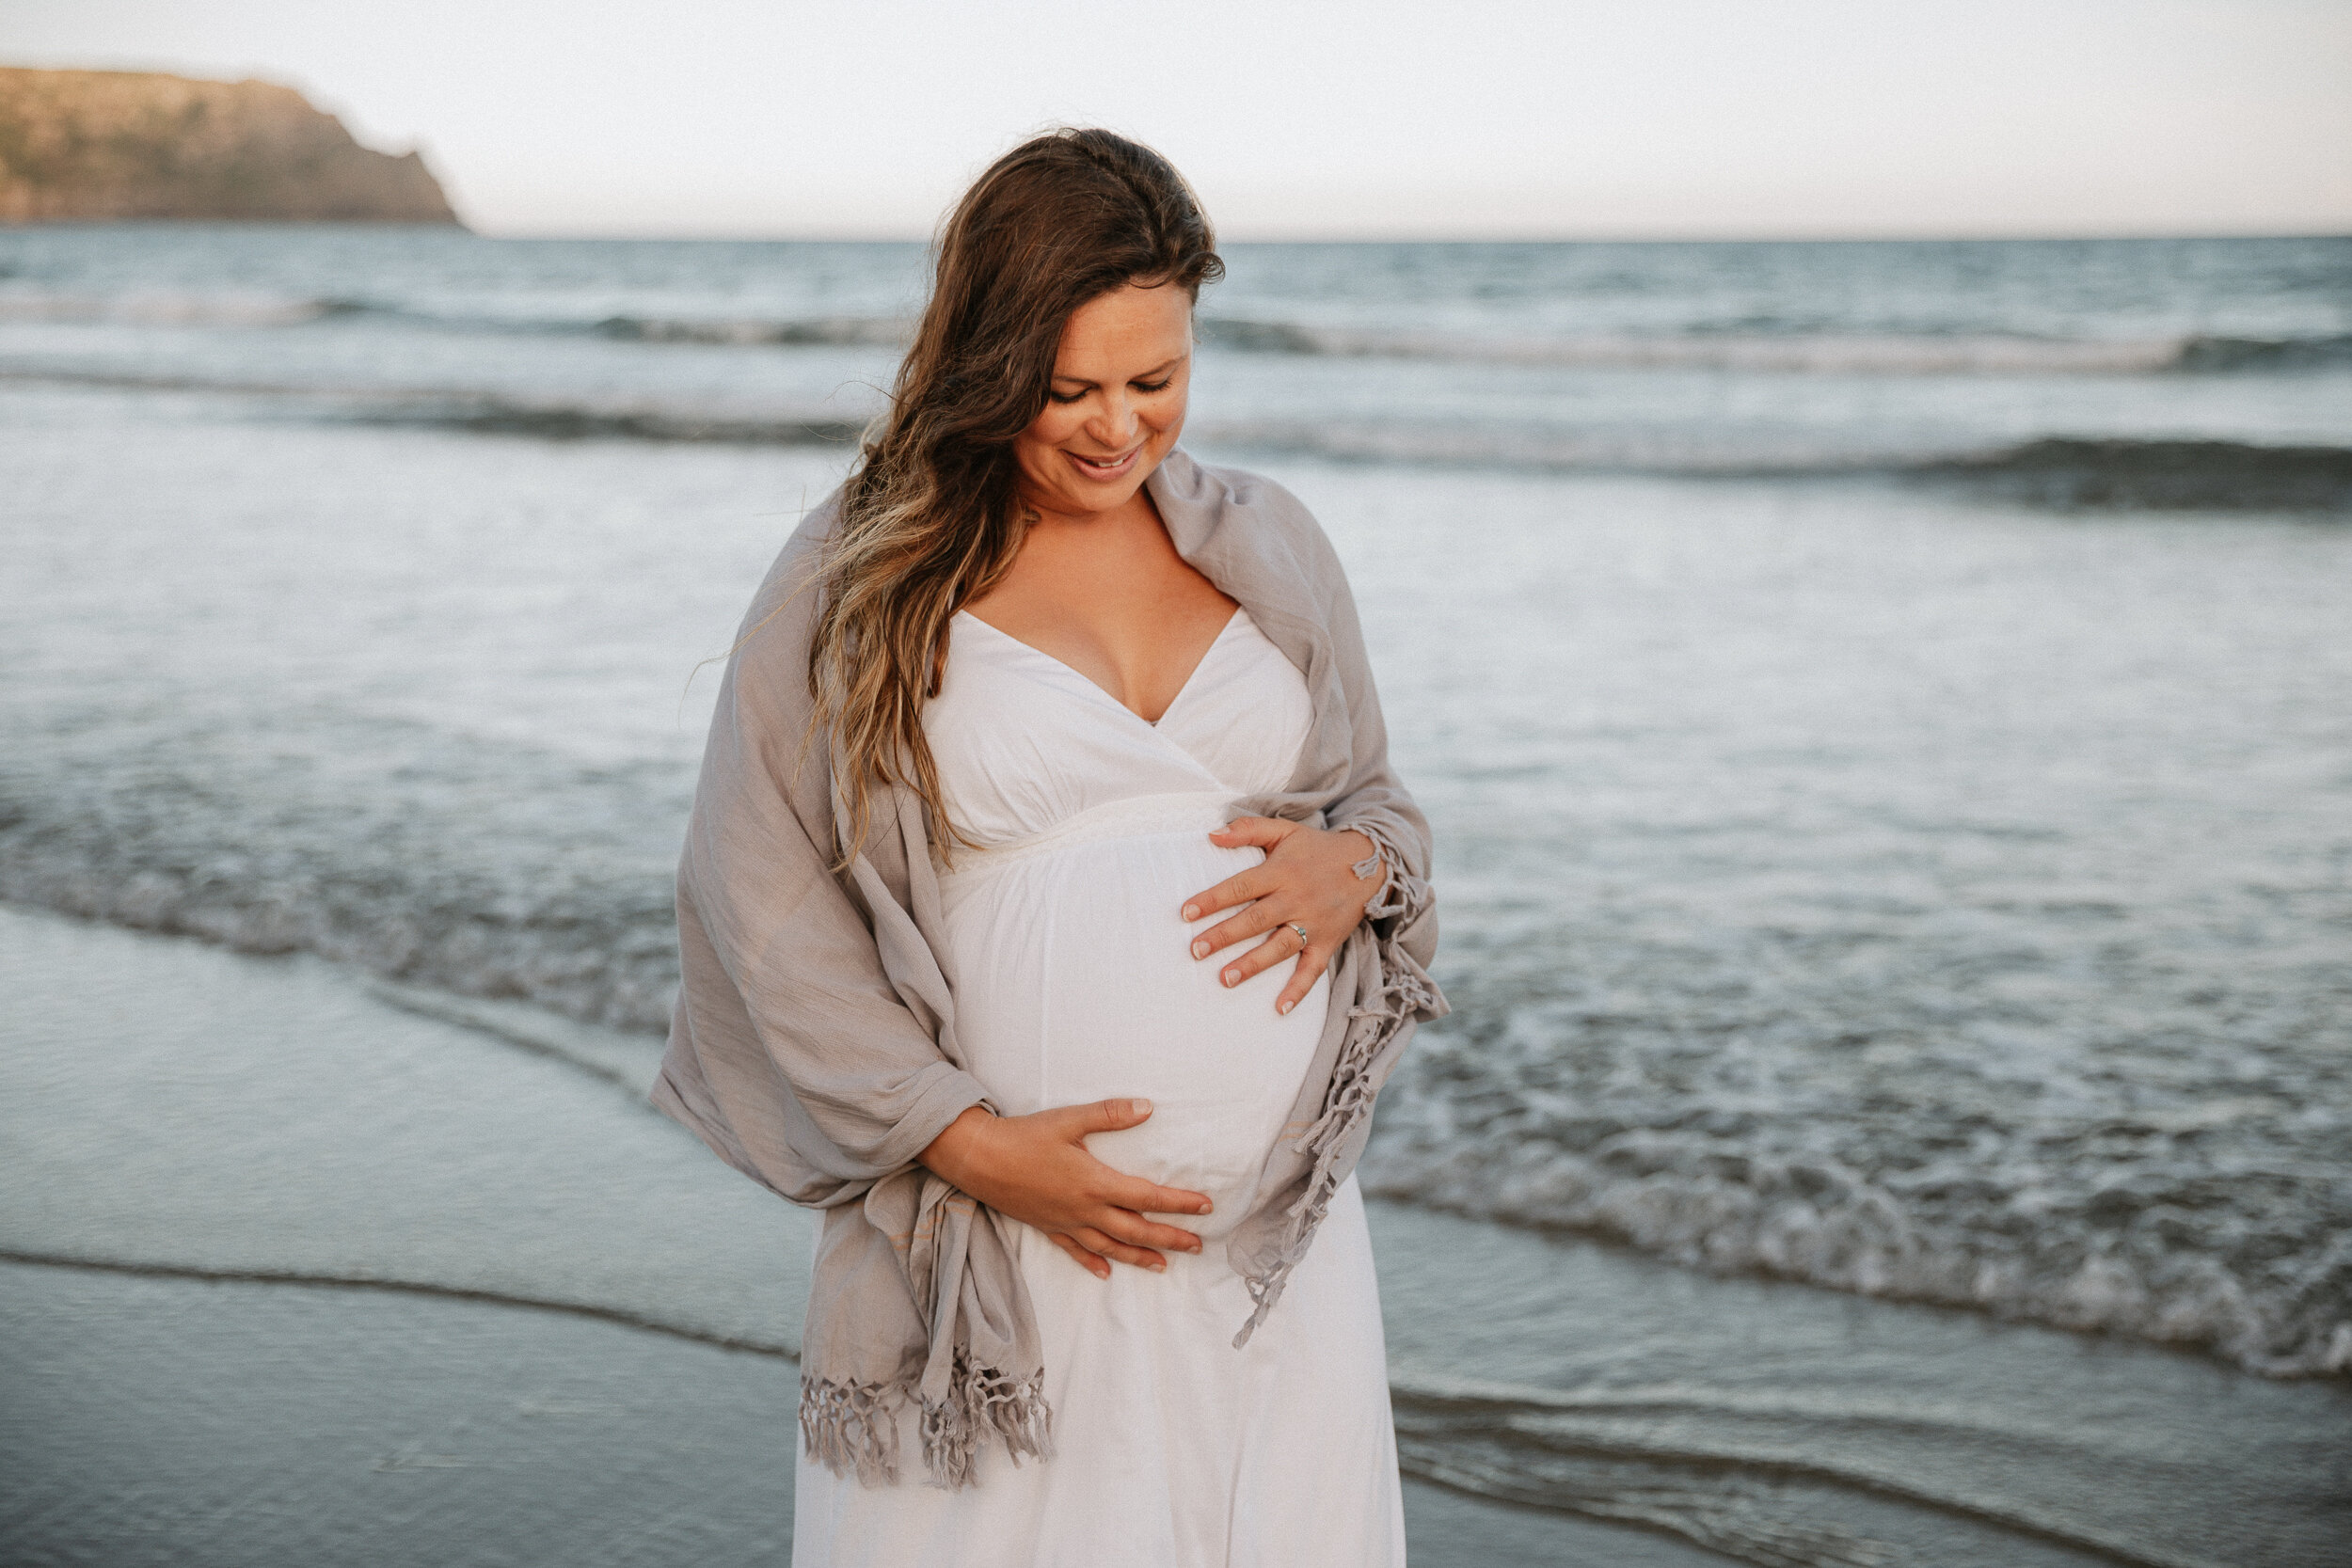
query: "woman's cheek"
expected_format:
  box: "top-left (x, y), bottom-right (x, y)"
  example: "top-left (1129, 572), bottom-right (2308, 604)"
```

top-left (1148, 394), bottom-right (1187, 442)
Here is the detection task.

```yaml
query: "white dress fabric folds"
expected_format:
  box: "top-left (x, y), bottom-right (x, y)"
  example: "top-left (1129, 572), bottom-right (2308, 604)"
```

top-left (788, 606), bottom-right (1406, 1567)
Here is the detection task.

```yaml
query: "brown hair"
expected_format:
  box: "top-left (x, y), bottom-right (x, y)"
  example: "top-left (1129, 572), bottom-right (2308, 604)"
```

top-left (807, 127), bottom-right (1223, 866)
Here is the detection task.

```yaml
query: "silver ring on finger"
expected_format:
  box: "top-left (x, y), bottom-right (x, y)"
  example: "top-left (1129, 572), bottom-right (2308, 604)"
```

top-left (1285, 920), bottom-right (1310, 950)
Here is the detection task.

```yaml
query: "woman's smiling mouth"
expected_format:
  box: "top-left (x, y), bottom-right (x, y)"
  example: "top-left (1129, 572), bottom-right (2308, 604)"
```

top-left (1065, 443), bottom-right (1143, 481)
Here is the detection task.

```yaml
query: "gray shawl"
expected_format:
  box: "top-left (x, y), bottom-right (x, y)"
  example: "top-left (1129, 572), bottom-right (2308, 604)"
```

top-left (651, 449), bottom-right (1446, 1489)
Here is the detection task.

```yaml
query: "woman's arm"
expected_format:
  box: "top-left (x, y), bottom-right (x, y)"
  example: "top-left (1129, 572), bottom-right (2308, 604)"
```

top-left (662, 614), bottom-right (993, 1196)
top-left (660, 515), bottom-right (1007, 1200)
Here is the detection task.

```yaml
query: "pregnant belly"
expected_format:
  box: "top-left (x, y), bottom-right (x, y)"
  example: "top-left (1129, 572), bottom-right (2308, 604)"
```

top-left (935, 821), bottom-right (1330, 1237)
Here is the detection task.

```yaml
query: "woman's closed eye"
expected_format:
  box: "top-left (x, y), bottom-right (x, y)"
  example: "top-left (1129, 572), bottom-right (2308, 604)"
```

top-left (1047, 376), bottom-right (1174, 404)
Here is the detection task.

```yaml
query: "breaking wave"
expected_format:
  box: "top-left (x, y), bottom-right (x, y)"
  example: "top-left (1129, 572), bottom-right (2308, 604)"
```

top-left (588, 313), bottom-right (908, 347)
top-left (1191, 424), bottom-right (2352, 508)
top-left (1197, 319), bottom-right (2352, 376)
top-left (1904, 437), bottom-right (2352, 510)
top-left (358, 395), bottom-right (865, 445)
top-left (10, 284), bottom-right (2349, 380)
top-left (0, 289), bottom-right (367, 328)
top-left (2171, 333), bottom-right (2352, 372)
top-left (1362, 997), bottom-right (2352, 1382)
top-left (0, 742), bottom-right (688, 1037)
top-left (6, 360), bottom-right (2341, 507)
top-left (0, 289), bottom-right (912, 346)
top-left (364, 405), bottom-right (2352, 507)
top-left (1, 738), bottom-right (2346, 1386)
top-left (0, 368), bottom-right (868, 447)
top-left (1173, 433), bottom-right (2339, 510)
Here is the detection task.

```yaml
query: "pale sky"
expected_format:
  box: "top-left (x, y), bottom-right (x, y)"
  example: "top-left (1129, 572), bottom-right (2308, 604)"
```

top-left (5, 0), bottom-right (2349, 239)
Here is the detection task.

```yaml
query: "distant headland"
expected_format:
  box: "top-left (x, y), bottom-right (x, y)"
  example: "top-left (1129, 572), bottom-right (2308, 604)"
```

top-left (0, 67), bottom-right (461, 225)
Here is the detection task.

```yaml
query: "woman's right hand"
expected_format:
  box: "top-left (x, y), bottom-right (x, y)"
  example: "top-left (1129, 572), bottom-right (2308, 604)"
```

top-left (917, 1100), bottom-right (1210, 1280)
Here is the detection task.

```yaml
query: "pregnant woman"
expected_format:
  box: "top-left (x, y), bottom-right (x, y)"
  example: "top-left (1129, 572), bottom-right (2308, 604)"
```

top-left (653, 129), bottom-right (1443, 1567)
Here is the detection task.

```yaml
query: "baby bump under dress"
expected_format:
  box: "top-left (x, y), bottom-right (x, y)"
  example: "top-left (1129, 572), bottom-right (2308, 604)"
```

top-left (789, 606), bottom-right (1406, 1568)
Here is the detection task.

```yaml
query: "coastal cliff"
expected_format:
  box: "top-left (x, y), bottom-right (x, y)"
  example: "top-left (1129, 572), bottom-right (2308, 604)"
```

top-left (0, 67), bottom-right (460, 224)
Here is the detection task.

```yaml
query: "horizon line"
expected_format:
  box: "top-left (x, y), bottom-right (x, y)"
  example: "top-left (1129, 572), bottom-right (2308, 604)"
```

top-left (13, 219), bottom-right (2344, 246)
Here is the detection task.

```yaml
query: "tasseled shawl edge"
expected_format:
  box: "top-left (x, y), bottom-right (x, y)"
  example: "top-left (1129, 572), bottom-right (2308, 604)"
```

top-left (918, 1351), bottom-right (1054, 1490)
top-left (1232, 824), bottom-right (1440, 1349)
top-left (801, 1354), bottom-right (1054, 1492)
top-left (800, 1375), bottom-right (901, 1487)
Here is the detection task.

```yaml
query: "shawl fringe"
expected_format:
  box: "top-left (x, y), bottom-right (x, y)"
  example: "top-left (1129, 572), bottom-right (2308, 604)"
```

top-left (801, 1356), bottom-right (1053, 1491)
top-left (799, 1374), bottom-right (902, 1487)
top-left (919, 1352), bottom-right (1055, 1490)
top-left (1233, 829), bottom-right (1440, 1348)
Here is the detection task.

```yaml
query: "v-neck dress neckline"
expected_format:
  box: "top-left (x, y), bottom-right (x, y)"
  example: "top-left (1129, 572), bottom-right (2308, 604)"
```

top-left (951, 606), bottom-right (1241, 729)
top-left (924, 605), bottom-right (1310, 856)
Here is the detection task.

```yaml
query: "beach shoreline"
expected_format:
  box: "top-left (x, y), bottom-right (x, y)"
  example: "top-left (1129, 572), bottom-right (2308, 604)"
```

top-left (6, 905), bottom-right (2346, 1567)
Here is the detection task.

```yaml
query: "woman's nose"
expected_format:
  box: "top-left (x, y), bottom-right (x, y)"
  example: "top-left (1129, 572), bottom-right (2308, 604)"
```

top-left (1090, 389), bottom-right (1139, 447)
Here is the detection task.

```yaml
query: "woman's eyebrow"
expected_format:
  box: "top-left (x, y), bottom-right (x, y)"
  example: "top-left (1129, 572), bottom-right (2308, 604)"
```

top-left (1052, 355), bottom-right (1188, 387)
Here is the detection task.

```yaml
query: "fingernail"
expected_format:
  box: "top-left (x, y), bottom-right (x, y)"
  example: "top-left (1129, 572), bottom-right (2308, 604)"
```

top-left (1130, 1098), bottom-right (1152, 1117)
top-left (1182, 904), bottom-right (1199, 921)
top-left (1278, 998), bottom-right (1293, 1015)
top-left (1199, 1201), bottom-right (1213, 1214)
top-left (1149, 1260), bottom-right (1167, 1274)
top-left (1191, 940), bottom-right (1208, 958)
top-left (1223, 969), bottom-right (1238, 986)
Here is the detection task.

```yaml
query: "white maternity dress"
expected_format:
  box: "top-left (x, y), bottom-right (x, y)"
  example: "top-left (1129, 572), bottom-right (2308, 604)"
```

top-left (789, 605), bottom-right (1407, 1568)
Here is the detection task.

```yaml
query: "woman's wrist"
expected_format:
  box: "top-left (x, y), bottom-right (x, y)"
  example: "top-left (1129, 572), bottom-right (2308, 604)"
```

top-left (919, 1103), bottom-right (998, 1189)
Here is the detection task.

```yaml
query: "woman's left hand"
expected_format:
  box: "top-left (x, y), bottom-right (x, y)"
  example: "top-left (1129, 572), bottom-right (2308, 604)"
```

top-left (1181, 818), bottom-right (1381, 1016)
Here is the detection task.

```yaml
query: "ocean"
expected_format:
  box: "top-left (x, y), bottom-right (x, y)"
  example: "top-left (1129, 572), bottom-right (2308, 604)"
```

top-left (3, 227), bottom-right (2349, 1567)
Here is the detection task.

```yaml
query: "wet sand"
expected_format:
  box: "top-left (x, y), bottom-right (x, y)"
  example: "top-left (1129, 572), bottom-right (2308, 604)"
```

top-left (8, 1263), bottom-right (1724, 1568)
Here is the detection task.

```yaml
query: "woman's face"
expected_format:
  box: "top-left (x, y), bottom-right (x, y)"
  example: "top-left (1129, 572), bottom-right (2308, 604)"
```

top-left (1012, 280), bottom-right (1193, 521)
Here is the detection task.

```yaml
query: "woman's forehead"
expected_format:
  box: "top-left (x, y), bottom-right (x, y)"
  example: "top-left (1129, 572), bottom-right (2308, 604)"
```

top-left (1055, 283), bottom-right (1194, 370)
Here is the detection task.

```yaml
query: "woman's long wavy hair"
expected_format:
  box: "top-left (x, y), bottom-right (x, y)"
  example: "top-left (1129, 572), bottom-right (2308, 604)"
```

top-left (808, 128), bottom-right (1223, 866)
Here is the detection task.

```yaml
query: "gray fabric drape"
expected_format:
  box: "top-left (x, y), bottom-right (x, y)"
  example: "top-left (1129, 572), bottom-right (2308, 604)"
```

top-left (651, 450), bottom-right (1446, 1488)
